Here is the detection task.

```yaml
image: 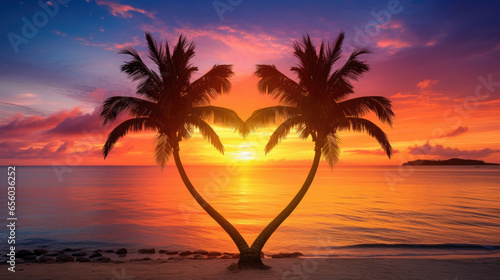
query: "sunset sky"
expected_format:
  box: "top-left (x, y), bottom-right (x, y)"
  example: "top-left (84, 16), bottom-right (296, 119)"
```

top-left (1, 0), bottom-right (499, 167)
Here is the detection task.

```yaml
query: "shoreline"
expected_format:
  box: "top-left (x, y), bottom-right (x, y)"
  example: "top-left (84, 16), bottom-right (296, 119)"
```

top-left (4, 257), bottom-right (499, 279)
top-left (6, 246), bottom-right (500, 264)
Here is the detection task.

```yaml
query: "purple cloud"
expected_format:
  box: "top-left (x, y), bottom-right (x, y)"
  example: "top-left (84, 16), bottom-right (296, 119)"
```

top-left (408, 141), bottom-right (500, 158)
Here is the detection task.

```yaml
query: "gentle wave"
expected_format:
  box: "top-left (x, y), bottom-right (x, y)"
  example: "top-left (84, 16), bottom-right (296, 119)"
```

top-left (331, 243), bottom-right (500, 250)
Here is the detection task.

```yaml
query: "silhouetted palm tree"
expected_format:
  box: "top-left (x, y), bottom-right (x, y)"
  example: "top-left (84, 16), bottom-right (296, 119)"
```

top-left (100, 33), bottom-right (251, 256)
top-left (244, 33), bottom-right (394, 268)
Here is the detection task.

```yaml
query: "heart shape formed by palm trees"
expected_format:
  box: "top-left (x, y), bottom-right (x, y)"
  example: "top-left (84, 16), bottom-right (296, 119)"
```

top-left (101, 32), bottom-right (394, 269)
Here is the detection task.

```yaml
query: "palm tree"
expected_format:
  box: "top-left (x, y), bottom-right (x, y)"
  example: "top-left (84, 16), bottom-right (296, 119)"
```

top-left (243, 33), bottom-right (395, 268)
top-left (100, 33), bottom-right (251, 258)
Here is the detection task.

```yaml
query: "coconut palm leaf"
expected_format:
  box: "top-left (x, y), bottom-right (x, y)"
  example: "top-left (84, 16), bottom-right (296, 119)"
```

top-left (264, 116), bottom-right (305, 154)
top-left (336, 117), bottom-right (393, 157)
top-left (191, 106), bottom-right (247, 135)
top-left (255, 65), bottom-right (305, 105)
top-left (337, 96), bottom-right (395, 126)
top-left (187, 65), bottom-right (233, 105)
top-left (185, 116), bottom-right (224, 154)
top-left (154, 133), bottom-right (172, 169)
top-left (246, 106), bottom-right (300, 132)
top-left (102, 117), bottom-right (156, 158)
top-left (327, 48), bottom-right (370, 101)
top-left (101, 96), bottom-right (156, 125)
top-left (321, 133), bottom-right (341, 168)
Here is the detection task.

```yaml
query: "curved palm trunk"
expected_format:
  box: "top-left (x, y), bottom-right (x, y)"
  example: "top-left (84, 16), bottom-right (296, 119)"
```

top-left (172, 148), bottom-right (249, 253)
top-left (238, 149), bottom-right (322, 268)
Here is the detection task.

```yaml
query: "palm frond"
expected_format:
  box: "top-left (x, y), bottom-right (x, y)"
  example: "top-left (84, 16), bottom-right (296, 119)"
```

top-left (145, 33), bottom-right (164, 71)
top-left (264, 116), bottom-right (304, 154)
top-left (119, 46), bottom-right (164, 102)
top-left (321, 133), bottom-right (341, 168)
top-left (290, 35), bottom-right (318, 91)
top-left (100, 96), bottom-right (156, 125)
top-left (245, 106), bottom-right (300, 132)
top-left (327, 48), bottom-right (370, 101)
top-left (154, 133), bottom-right (172, 169)
top-left (171, 35), bottom-right (197, 85)
top-left (103, 117), bottom-right (156, 158)
top-left (325, 32), bottom-right (344, 70)
top-left (177, 123), bottom-right (194, 141)
top-left (336, 117), bottom-right (393, 158)
top-left (119, 47), bottom-right (162, 84)
top-left (135, 72), bottom-right (163, 102)
top-left (255, 65), bottom-right (305, 105)
top-left (190, 106), bottom-right (247, 136)
top-left (185, 116), bottom-right (224, 154)
top-left (187, 65), bottom-right (233, 105)
top-left (337, 96), bottom-right (394, 126)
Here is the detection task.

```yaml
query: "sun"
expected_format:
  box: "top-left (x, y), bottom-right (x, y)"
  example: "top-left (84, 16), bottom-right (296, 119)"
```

top-left (234, 142), bottom-right (257, 162)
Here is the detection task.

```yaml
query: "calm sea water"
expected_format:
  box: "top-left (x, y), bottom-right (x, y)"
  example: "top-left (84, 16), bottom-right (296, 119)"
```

top-left (1, 165), bottom-right (499, 257)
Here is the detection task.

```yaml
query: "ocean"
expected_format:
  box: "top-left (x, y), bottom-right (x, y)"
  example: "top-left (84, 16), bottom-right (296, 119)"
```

top-left (1, 165), bottom-right (499, 258)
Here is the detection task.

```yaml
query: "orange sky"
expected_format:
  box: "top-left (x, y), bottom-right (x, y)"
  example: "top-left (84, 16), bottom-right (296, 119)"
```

top-left (3, 72), bottom-right (499, 168)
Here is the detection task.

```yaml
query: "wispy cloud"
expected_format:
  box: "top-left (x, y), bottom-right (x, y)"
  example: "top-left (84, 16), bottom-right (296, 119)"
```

top-left (51, 30), bottom-right (67, 37)
top-left (95, 0), bottom-right (155, 19)
top-left (437, 126), bottom-right (469, 138)
top-left (74, 36), bottom-right (142, 51)
top-left (417, 79), bottom-right (438, 90)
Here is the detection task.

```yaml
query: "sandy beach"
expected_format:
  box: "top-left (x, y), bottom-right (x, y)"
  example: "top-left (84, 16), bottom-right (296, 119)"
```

top-left (4, 257), bottom-right (499, 280)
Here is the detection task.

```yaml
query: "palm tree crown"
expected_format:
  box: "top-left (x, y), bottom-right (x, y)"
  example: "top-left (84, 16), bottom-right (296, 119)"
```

top-left (247, 33), bottom-right (394, 166)
top-left (101, 33), bottom-right (246, 167)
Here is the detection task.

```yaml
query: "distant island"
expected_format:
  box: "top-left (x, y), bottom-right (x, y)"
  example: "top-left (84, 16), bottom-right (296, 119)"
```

top-left (403, 158), bottom-right (500, 166)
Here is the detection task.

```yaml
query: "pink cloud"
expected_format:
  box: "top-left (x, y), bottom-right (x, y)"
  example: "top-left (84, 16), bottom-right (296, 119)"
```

top-left (95, 0), bottom-right (155, 19)
top-left (142, 24), bottom-right (292, 59)
top-left (391, 92), bottom-right (419, 99)
top-left (0, 109), bottom-right (81, 137)
top-left (0, 105), bottom-right (137, 161)
top-left (46, 108), bottom-right (102, 136)
top-left (408, 141), bottom-right (500, 158)
top-left (140, 24), bottom-right (293, 76)
top-left (111, 36), bottom-right (142, 50)
top-left (377, 38), bottom-right (411, 49)
top-left (417, 79), bottom-right (438, 90)
top-left (0, 140), bottom-right (78, 160)
top-left (88, 89), bottom-right (106, 102)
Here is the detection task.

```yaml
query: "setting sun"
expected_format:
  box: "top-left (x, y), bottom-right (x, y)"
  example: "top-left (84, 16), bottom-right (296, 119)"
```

top-left (234, 143), bottom-right (257, 162)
